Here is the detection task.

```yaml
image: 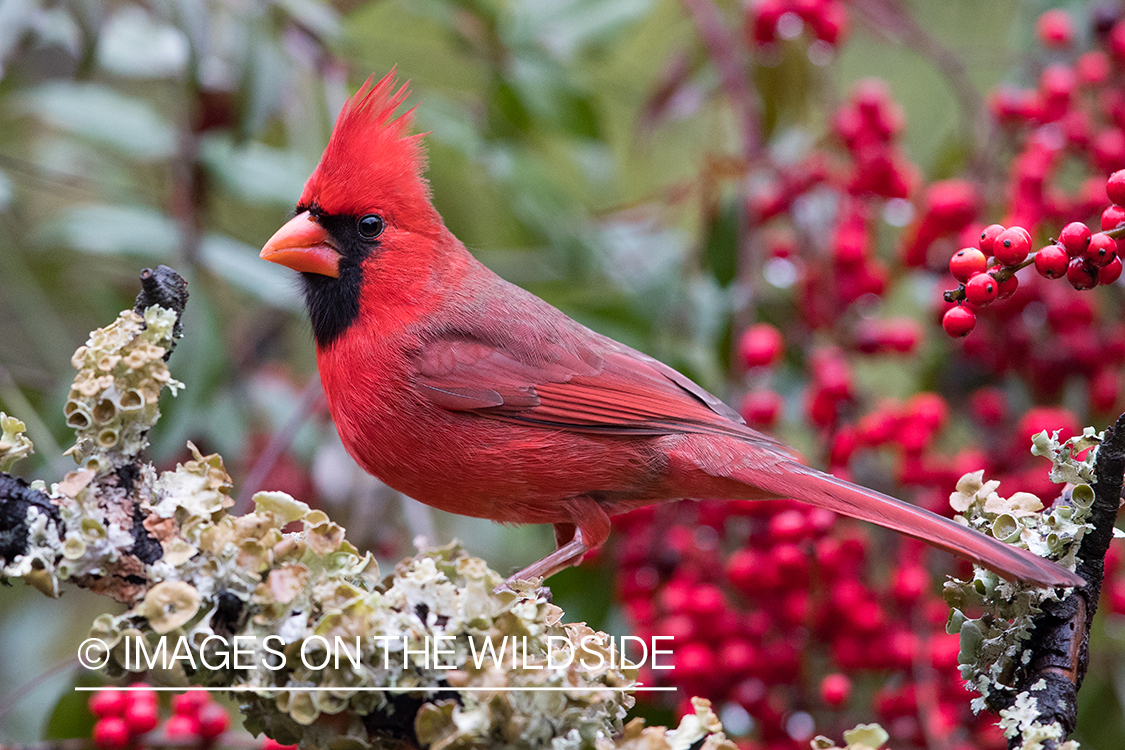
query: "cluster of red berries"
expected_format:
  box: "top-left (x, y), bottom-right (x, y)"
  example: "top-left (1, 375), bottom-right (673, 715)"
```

top-left (941, 169), bottom-right (1125, 339)
top-left (983, 8), bottom-right (1125, 229)
top-left (832, 81), bottom-right (915, 200)
top-left (613, 499), bottom-right (1007, 750)
top-left (901, 180), bottom-right (979, 267)
top-left (89, 685), bottom-right (159, 749)
top-left (738, 323), bottom-right (786, 429)
top-left (88, 686), bottom-right (247, 749)
top-left (745, 0), bottom-right (848, 50)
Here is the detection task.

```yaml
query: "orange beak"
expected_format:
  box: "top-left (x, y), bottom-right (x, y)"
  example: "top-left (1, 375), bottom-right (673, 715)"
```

top-left (260, 211), bottom-right (341, 278)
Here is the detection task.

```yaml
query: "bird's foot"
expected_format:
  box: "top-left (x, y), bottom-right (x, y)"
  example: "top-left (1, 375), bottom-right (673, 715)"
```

top-left (492, 578), bottom-right (552, 602)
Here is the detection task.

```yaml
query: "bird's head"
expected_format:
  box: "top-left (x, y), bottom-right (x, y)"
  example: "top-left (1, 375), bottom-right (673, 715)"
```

top-left (261, 71), bottom-right (442, 348)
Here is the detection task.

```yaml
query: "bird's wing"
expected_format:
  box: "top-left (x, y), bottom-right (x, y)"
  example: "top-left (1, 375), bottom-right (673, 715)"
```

top-left (414, 333), bottom-right (783, 445)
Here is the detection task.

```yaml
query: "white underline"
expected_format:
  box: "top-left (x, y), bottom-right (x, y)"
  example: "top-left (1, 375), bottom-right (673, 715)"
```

top-left (75, 686), bottom-right (675, 692)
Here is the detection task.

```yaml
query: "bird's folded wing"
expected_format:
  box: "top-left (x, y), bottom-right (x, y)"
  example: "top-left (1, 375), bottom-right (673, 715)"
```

top-left (414, 335), bottom-right (782, 444)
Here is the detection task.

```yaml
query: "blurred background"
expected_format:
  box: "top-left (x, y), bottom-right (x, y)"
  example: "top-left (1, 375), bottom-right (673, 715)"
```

top-left (2, 0), bottom-right (1125, 747)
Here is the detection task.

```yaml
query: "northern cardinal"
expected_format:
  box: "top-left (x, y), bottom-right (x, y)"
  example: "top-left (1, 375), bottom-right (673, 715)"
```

top-left (261, 72), bottom-right (1082, 589)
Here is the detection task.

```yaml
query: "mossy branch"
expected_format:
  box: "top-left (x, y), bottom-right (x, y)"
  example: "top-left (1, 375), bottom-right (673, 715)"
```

top-left (944, 422), bottom-right (1124, 750)
top-left (0, 267), bottom-right (737, 750)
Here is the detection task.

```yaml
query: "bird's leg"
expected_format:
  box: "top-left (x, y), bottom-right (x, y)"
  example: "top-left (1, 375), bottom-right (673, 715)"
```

top-left (505, 527), bottom-right (589, 587)
top-left (500, 498), bottom-right (611, 591)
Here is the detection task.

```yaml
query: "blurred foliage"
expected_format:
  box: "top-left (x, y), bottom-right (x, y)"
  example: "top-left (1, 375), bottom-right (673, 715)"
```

top-left (1, 0), bottom-right (1124, 745)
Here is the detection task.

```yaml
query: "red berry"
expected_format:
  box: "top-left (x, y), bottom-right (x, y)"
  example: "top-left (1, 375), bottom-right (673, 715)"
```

top-left (949, 247), bottom-right (988, 282)
top-left (978, 223), bottom-right (1005, 255)
top-left (964, 273), bottom-right (998, 305)
top-left (1078, 51), bottom-right (1110, 85)
top-left (126, 685), bottom-right (158, 709)
top-left (674, 642), bottom-right (714, 683)
top-left (262, 741), bottom-right (299, 750)
top-left (1018, 406), bottom-right (1079, 446)
top-left (1067, 258), bottom-right (1100, 290)
top-left (881, 318), bottom-right (921, 353)
top-left (820, 673), bottom-right (852, 707)
top-left (892, 564), bottom-right (929, 604)
top-left (1102, 255), bottom-right (1123, 285)
top-left (1059, 221), bottom-right (1092, 257)
top-left (93, 717), bottom-right (131, 750)
top-left (1087, 233), bottom-right (1118, 267)
top-left (261, 737), bottom-right (299, 750)
top-left (738, 323), bottom-right (784, 368)
top-left (1034, 244), bottom-right (1069, 278)
top-left (1090, 369), bottom-right (1120, 412)
top-left (989, 265), bottom-right (1020, 299)
top-left (942, 305), bottom-right (976, 337)
top-left (124, 700), bottom-right (159, 736)
top-left (993, 227), bottom-right (1031, 265)
top-left (969, 387), bottom-right (1006, 423)
top-left (1040, 64), bottom-right (1076, 105)
top-left (739, 390), bottom-right (782, 428)
top-left (1102, 204), bottom-right (1125, 231)
top-left (89, 689), bottom-right (128, 719)
top-left (718, 638), bottom-right (760, 676)
top-left (1037, 9), bottom-right (1073, 49)
top-left (769, 509), bottom-right (811, 542)
top-left (196, 703), bottom-right (231, 740)
top-left (163, 714), bottom-right (200, 739)
top-left (1108, 169), bottom-right (1125, 205)
top-left (171, 690), bottom-right (209, 718)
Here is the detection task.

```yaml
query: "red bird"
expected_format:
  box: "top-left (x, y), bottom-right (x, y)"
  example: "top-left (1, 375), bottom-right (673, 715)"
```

top-left (261, 72), bottom-right (1082, 589)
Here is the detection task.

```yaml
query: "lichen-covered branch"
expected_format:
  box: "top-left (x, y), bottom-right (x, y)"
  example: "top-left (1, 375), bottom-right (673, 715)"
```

top-left (944, 422), bottom-right (1125, 750)
top-left (0, 267), bottom-right (737, 750)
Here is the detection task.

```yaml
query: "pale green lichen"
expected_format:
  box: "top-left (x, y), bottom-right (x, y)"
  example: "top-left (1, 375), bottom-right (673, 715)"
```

top-left (150, 442), bottom-right (234, 518)
top-left (997, 692), bottom-right (1078, 750)
top-left (0, 412), bottom-right (34, 472)
top-left (596, 699), bottom-right (735, 750)
top-left (64, 305), bottom-right (183, 473)
top-left (810, 723), bottom-right (889, 750)
top-left (945, 429), bottom-right (1101, 750)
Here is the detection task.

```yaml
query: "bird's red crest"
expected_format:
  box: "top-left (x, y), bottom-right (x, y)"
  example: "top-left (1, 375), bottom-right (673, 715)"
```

top-left (300, 71), bottom-right (436, 227)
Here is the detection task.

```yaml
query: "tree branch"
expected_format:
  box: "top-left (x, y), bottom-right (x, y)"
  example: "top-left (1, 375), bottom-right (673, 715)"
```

top-left (0, 266), bottom-right (737, 750)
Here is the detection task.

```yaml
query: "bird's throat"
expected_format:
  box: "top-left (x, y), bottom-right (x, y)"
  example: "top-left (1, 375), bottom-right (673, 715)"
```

top-left (301, 265), bottom-right (364, 349)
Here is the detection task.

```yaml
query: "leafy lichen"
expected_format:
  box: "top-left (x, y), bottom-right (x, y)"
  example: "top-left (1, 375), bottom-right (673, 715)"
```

top-left (0, 412), bottom-right (34, 472)
top-left (944, 429), bottom-right (1098, 749)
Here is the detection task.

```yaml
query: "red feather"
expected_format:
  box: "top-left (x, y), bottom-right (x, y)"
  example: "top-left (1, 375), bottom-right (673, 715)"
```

top-left (299, 70), bottom-right (438, 231)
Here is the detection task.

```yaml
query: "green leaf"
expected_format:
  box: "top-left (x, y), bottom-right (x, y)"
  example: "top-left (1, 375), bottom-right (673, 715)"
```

top-left (702, 198), bottom-right (741, 286)
top-left (96, 6), bottom-right (189, 79)
top-left (19, 83), bottom-right (177, 160)
top-left (511, 0), bottom-right (653, 59)
top-left (34, 204), bottom-right (179, 257)
top-left (199, 233), bottom-right (303, 309)
top-left (43, 674), bottom-right (99, 740)
top-left (200, 134), bottom-right (313, 206)
top-left (242, 34), bottom-right (289, 137)
top-left (273, 0), bottom-right (341, 40)
top-left (0, 169), bottom-right (13, 209)
top-left (0, 0), bottom-right (42, 60)
top-left (489, 79), bottom-right (533, 137)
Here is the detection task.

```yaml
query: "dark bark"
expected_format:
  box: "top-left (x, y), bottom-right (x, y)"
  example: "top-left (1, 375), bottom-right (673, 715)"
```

top-left (994, 413), bottom-right (1125, 749)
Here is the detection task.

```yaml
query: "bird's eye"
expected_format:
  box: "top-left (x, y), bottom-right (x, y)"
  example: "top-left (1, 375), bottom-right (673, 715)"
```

top-left (357, 214), bottom-right (385, 240)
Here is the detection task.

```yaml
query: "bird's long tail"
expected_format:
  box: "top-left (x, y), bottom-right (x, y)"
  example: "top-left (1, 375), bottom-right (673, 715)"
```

top-left (670, 439), bottom-right (1084, 588)
top-left (771, 464), bottom-right (1082, 587)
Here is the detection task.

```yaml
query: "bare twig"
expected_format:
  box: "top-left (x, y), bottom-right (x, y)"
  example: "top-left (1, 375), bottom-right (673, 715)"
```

top-left (231, 374), bottom-right (324, 514)
top-left (678, 0), bottom-right (761, 161)
top-left (0, 656), bottom-right (79, 722)
top-left (848, 0), bottom-right (990, 174)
